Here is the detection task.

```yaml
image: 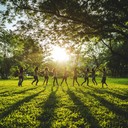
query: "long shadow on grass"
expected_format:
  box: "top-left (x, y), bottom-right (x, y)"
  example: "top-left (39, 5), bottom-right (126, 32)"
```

top-left (77, 88), bottom-right (128, 127)
top-left (0, 87), bottom-right (39, 97)
top-left (60, 84), bottom-right (69, 92)
top-left (13, 86), bottom-right (38, 95)
top-left (67, 88), bottom-right (101, 128)
top-left (0, 89), bottom-right (44, 120)
top-left (37, 86), bottom-right (59, 128)
top-left (0, 91), bottom-right (9, 95)
top-left (87, 86), bottom-right (128, 100)
top-left (99, 89), bottom-right (128, 100)
top-left (88, 92), bottom-right (128, 120)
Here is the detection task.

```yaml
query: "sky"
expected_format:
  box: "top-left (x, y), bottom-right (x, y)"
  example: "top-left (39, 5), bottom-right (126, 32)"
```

top-left (0, 4), bottom-right (15, 30)
top-left (0, 4), bottom-right (6, 11)
top-left (0, 3), bottom-right (70, 62)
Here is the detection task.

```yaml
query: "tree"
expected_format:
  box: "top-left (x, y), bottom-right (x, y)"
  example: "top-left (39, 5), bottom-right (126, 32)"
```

top-left (0, 27), bottom-right (45, 79)
top-left (0, 0), bottom-right (128, 76)
top-left (1, 0), bottom-right (128, 41)
top-left (103, 41), bottom-right (128, 77)
top-left (0, 27), bottom-right (15, 78)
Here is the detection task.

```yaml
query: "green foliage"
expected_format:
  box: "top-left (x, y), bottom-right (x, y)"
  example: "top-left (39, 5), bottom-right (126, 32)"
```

top-left (1, 0), bottom-right (128, 49)
top-left (0, 28), bottom-right (45, 79)
top-left (0, 78), bottom-right (128, 128)
top-left (98, 40), bottom-right (128, 77)
top-left (1, 0), bottom-right (128, 77)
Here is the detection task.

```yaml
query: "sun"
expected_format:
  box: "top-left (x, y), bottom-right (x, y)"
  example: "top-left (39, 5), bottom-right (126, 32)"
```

top-left (51, 46), bottom-right (69, 62)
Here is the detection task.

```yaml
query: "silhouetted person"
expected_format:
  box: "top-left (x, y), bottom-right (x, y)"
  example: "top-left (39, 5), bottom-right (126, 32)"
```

top-left (31, 67), bottom-right (39, 85)
top-left (73, 68), bottom-right (79, 86)
top-left (60, 67), bottom-right (68, 86)
top-left (101, 68), bottom-right (108, 88)
top-left (91, 68), bottom-right (97, 85)
top-left (18, 66), bottom-right (24, 86)
top-left (43, 67), bottom-right (49, 86)
top-left (81, 68), bottom-right (89, 86)
top-left (52, 68), bottom-right (59, 86)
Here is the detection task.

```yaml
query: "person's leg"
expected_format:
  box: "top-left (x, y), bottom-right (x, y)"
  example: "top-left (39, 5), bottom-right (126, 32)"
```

top-left (81, 77), bottom-right (87, 86)
top-left (81, 80), bottom-right (86, 86)
top-left (32, 80), bottom-right (35, 85)
top-left (55, 77), bottom-right (59, 85)
top-left (104, 77), bottom-right (108, 86)
top-left (76, 78), bottom-right (79, 86)
top-left (92, 78), bottom-right (95, 85)
top-left (32, 76), bottom-right (36, 85)
top-left (101, 77), bottom-right (104, 88)
top-left (60, 78), bottom-right (64, 85)
top-left (20, 76), bottom-right (24, 86)
top-left (105, 82), bottom-right (108, 86)
top-left (65, 78), bottom-right (68, 86)
top-left (104, 78), bottom-right (108, 86)
top-left (46, 77), bottom-right (49, 85)
top-left (94, 78), bottom-right (98, 85)
top-left (87, 77), bottom-right (89, 86)
top-left (53, 77), bottom-right (55, 86)
top-left (36, 76), bottom-right (39, 85)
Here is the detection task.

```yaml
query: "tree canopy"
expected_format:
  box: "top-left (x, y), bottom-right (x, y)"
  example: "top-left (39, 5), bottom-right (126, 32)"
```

top-left (0, 0), bottom-right (128, 77)
top-left (0, 27), bottom-right (44, 78)
top-left (1, 0), bottom-right (128, 39)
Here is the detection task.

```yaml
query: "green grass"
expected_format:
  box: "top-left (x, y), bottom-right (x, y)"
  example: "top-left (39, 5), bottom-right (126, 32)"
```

top-left (0, 77), bottom-right (128, 128)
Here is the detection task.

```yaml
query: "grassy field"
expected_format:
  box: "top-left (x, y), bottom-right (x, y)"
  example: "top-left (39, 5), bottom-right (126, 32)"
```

top-left (0, 77), bottom-right (128, 128)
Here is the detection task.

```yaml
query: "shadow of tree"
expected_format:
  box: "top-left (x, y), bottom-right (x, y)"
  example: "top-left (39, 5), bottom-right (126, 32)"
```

top-left (13, 87), bottom-right (38, 95)
top-left (37, 86), bottom-right (59, 128)
top-left (88, 92), bottom-right (128, 127)
top-left (0, 87), bottom-right (39, 97)
top-left (51, 84), bottom-right (59, 92)
top-left (60, 84), bottom-right (69, 93)
top-left (67, 88), bottom-right (101, 128)
top-left (101, 90), bottom-right (128, 100)
top-left (0, 91), bottom-right (9, 95)
top-left (0, 90), bottom-right (44, 119)
top-left (87, 86), bottom-right (128, 100)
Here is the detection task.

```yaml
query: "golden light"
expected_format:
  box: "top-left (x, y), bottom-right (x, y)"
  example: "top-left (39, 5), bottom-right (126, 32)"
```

top-left (51, 46), bottom-right (69, 62)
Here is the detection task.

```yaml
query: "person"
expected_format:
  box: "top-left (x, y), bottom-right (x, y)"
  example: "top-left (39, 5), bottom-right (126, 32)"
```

top-left (73, 68), bottom-right (80, 86)
top-left (101, 68), bottom-right (108, 88)
top-left (31, 67), bottom-right (39, 85)
top-left (60, 67), bottom-right (68, 86)
top-left (18, 66), bottom-right (24, 87)
top-left (43, 67), bottom-right (49, 86)
top-left (81, 68), bottom-right (89, 86)
top-left (91, 68), bottom-right (97, 85)
top-left (52, 68), bottom-right (59, 86)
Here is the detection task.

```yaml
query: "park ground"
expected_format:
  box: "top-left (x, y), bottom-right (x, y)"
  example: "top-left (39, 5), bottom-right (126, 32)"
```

top-left (0, 77), bottom-right (128, 128)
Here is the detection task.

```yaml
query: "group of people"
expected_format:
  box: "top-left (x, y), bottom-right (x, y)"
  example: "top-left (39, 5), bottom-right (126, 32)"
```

top-left (18, 66), bottom-right (108, 88)
top-left (72, 67), bottom-right (108, 88)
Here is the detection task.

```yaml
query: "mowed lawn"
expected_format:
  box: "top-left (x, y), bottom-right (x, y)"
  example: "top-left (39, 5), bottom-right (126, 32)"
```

top-left (0, 77), bottom-right (128, 128)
